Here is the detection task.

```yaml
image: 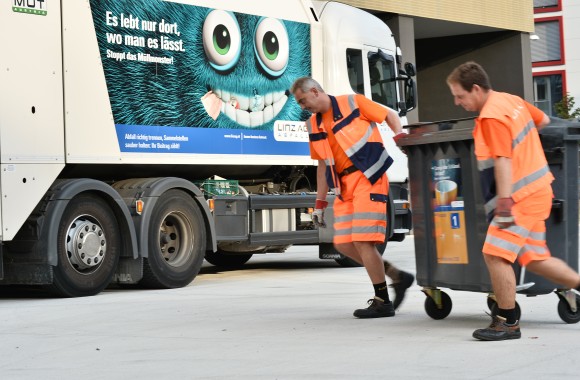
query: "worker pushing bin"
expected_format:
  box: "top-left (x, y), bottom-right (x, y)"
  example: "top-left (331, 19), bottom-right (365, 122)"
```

top-left (397, 116), bottom-right (580, 323)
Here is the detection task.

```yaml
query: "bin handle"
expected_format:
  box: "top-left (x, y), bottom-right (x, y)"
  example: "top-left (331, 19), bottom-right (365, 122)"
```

top-left (551, 199), bottom-right (564, 223)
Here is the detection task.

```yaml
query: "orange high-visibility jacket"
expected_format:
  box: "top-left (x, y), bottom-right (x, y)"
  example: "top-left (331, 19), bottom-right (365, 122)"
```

top-left (306, 95), bottom-right (393, 195)
top-left (474, 92), bottom-right (554, 218)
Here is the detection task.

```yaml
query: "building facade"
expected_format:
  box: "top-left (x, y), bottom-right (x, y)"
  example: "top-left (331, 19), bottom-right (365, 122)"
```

top-left (532, 0), bottom-right (580, 118)
top-left (340, 0), bottom-right (536, 123)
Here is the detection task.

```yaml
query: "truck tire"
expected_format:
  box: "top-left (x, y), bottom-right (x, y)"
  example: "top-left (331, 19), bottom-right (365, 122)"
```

top-left (205, 250), bottom-right (253, 268)
top-left (50, 194), bottom-right (121, 297)
top-left (329, 241), bottom-right (387, 268)
top-left (140, 190), bottom-right (206, 288)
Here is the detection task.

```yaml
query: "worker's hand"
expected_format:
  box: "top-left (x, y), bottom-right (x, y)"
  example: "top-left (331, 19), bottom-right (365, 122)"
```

top-left (393, 132), bottom-right (407, 154)
top-left (495, 197), bottom-right (515, 229)
top-left (393, 132), bottom-right (406, 143)
top-left (312, 199), bottom-right (328, 228)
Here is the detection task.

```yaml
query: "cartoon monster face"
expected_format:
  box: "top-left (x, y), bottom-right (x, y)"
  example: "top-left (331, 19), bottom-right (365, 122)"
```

top-left (91, 0), bottom-right (312, 131)
top-left (200, 10), bottom-right (293, 128)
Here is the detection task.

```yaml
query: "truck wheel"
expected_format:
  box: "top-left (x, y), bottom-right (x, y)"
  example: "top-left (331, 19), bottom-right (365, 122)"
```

top-left (331, 241), bottom-right (387, 268)
top-left (205, 250), bottom-right (253, 268)
top-left (140, 190), bottom-right (206, 288)
top-left (50, 195), bottom-right (121, 297)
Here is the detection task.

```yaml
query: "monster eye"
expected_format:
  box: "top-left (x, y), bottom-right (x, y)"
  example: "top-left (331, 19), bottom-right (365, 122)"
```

top-left (254, 17), bottom-right (289, 77)
top-left (203, 10), bottom-right (241, 71)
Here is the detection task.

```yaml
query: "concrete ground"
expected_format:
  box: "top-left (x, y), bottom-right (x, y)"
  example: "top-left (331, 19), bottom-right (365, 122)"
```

top-left (0, 237), bottom-right (579, 379)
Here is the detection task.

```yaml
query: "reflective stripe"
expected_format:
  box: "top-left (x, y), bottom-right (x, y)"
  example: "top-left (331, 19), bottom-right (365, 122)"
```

top-left (335, 214), bottom-right (353, 223)
top-left (363, 150), bottom-right (390, 180)
top-left (484, 196), bottom-right (497, 216)
top-left (523, 243), bottom-right (547, 255)
top-left (485, 234), bottom-right (521, 255)
top-left (490, 220), bottom-right (530, 236)
top-left (529, 231), bottom-right (545, 240)
top-left (512, 165), bottom-right (550, 193)
top-left (352, 212), bottom-right (386, 222)
top-left (512, 120), bottom-right (535, 149)
top-left (477, 158), bottom-right (495, 171)
top-left (347, 94), bottom-right (356, 112)
top-left (352, 225), bottom-right (386, 235)
top-left (334, 227), bottom-right (352, 236)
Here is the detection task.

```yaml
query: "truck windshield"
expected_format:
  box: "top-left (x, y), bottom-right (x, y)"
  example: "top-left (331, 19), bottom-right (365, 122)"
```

top-left (367, 51), bottom-right (397, 109)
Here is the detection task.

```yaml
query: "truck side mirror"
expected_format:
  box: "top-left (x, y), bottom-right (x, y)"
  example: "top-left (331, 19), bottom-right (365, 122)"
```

top-left (405, 78), bottom-right (416, 112)
top-left (404, 62), bottom-right (416, 77)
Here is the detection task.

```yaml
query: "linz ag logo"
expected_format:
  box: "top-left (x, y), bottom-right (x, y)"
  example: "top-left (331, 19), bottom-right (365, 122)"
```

top-left (13, 0), bottom-right (47, 16)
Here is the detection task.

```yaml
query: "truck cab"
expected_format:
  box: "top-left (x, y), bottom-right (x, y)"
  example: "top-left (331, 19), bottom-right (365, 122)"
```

top-left (312, 1), bottom-right (416, 262)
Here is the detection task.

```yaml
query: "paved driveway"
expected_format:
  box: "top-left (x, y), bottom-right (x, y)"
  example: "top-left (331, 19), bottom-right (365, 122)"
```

top-left (0, 237), bottom-right (578, 379)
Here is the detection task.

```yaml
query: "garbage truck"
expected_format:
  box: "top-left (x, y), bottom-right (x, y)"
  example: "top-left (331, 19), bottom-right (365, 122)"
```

top-left (0, 0), bottom-right (416, 296)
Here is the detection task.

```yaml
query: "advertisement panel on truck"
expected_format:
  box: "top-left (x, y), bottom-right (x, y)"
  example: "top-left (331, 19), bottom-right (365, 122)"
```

top-left (89, 0), bottom-right (312, 157)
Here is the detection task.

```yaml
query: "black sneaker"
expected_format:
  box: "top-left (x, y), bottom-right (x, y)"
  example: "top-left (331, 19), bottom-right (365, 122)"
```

top-left (353, 297), bottom-right (395, 318)
top-left (391, 271), bottom-right (415, 310)
top-left (473, 315), bottom-right (521, 341)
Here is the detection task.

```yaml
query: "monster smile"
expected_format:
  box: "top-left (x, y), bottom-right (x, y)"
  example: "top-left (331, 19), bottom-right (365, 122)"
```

top-left (201, 88), bottom-right (288, 128)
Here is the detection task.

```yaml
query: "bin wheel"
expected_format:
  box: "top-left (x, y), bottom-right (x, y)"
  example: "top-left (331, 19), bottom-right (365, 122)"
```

top-left (490, 302), bottom-right (521, 322)
top-left (557, 295), bottom-right (580, 324)
top-left (424, 291), bottom-right (452, 320)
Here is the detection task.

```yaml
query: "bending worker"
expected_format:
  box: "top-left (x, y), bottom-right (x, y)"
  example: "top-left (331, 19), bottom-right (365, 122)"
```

top-left (447, 61), bottom-right (580, 341)
top-left (290, 76), bottom-right (414, 318)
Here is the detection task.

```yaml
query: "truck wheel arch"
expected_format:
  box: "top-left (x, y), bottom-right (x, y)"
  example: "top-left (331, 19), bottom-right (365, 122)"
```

top-left (112, 177), bottom-right (216, 258)
top-left (40, 179), bottom-right (139, 267)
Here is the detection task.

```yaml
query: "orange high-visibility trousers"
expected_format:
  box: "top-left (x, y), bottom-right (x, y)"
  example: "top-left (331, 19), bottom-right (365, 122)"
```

top-left (333, 170), bottom-right (389, 244)
top-left (483, 187), bottom-right (552, 266)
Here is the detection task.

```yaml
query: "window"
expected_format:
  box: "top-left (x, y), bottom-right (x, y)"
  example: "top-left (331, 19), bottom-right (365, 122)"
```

top-left (532, 18), bottom-right (563, 66)
top-left (367, 51), bottom-right (397, 108)
top-left (533, 0), bottom-right (561, 13)
top-left (533, 73), bottom-right (563, 116)
top-left (346, 49), bottom-right (364, 94)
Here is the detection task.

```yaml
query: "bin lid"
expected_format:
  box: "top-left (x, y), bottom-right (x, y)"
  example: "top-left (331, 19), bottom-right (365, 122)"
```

top-left (399, 117), bottom-right (476, 146)
top-left (540, 117), bottom-right (580, 146)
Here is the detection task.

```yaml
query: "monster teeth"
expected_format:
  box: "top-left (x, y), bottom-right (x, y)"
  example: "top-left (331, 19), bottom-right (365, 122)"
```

top-left (264, 92), bottom-right (273, 106)
top-left (211, 88), bottom-right (288, 128)
top-left (237, 96), bottom-right (249, 111)
top-left (272, 94), bottom-right (287, 116)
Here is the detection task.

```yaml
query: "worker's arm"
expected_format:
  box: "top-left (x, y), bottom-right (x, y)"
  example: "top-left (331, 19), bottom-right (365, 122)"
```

top-left (316, 160), bottom-right (329, 200)
top-left (385, 108), bottom-right (403, 135)
top-left (494, 156), bottom-right (512, 198)
top-left (525, 101), bottom-right (550, 131)
top-left (535, 112), bottom-right (550, 131)
top-left (494, 156), bottom-right (515, 228)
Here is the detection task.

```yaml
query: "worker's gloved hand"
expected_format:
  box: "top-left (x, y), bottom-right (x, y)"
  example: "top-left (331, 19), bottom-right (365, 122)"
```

top-left (393, 132), bottom-right (406, 143)
top-left (393, 133), bottom-right (407, 154)
top-left (495, 197), bottom-right (515, 229)
top-left (312, 199), bottom-right (328, 228)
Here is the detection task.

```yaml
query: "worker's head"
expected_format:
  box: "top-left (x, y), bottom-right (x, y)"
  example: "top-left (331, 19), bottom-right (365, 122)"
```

top-left (446, 61), bottom-right (492, 112)
top-left (290, 77), bottom-right (329, 114)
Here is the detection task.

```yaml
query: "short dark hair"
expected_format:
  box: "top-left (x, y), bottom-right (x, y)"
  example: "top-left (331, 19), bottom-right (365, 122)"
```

top-left (447, 61), bottom-right (492, 92)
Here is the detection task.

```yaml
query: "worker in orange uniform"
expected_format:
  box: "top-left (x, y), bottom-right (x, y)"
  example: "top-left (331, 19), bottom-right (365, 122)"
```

top-left (290, 76), bottom-right (414, 318)
top-left (447, 61), bottom-right (580, 340)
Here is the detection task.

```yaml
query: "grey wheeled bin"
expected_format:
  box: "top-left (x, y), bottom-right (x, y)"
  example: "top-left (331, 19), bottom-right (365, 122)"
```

top-left (397, 116), bottom-right (580, 323)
